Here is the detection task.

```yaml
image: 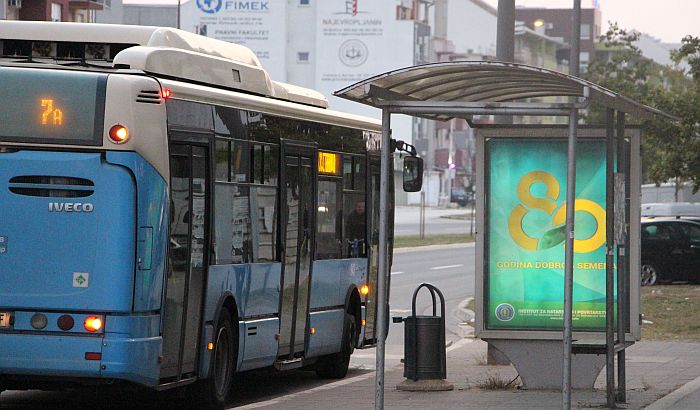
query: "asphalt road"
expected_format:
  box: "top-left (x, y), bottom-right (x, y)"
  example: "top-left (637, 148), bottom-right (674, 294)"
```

top-left (350, 244), bottom-right (475, 370)
top-left (393, 206), bottom-right (475, 237)
top-left (0, 244), bottom-right (476, 409)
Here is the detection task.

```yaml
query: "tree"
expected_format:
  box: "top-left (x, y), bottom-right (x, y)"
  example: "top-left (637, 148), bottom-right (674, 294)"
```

top-left (584, 24), bottom-right (700, 197)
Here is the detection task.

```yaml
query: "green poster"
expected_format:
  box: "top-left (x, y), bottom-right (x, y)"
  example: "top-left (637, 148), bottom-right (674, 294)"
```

top-left (487, 138), bottom-right (615, 331)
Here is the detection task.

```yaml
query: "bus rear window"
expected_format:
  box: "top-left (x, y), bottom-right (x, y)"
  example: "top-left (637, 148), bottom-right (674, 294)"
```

top-left (0, 67), bottom-right (106, 146)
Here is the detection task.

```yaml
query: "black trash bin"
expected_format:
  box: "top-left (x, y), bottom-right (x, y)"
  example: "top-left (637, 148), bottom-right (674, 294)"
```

top-left (394, 283), bottom-right (447, 381)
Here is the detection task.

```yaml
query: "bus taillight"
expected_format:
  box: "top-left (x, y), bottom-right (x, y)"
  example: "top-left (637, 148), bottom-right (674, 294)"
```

top-left (84, 316), bottom-right (103, 332)
top-left (108, 125), bottom-right (129, 144)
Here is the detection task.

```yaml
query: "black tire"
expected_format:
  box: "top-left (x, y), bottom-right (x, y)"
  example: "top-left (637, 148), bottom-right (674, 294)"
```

top-left (641, 262), bottom-right (658, 286)
top-left (190, 311), bottom-right (236, 410)
top-left (316, 313), bottom-right (356, 379)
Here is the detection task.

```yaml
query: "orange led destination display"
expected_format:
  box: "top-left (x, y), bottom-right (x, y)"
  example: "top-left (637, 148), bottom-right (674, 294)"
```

top-left (318, 151), bottom-right (340, 175)
top-left (0, 67), bottom-right (105, 145)
top-left (40, 99), bottom-right (64, 126)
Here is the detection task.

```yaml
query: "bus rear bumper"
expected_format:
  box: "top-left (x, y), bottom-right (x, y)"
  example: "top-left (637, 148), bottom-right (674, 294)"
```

top-left (0, 333), bottom-right (162, 388)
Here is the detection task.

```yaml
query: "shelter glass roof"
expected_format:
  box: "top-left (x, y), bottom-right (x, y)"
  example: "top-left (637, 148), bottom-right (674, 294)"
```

top-left (334, 61), bottom-right (673, 121)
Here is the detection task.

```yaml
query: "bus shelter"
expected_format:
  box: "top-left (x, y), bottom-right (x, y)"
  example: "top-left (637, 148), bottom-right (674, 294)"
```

top-left (334, 61), bottom-right (675, 409)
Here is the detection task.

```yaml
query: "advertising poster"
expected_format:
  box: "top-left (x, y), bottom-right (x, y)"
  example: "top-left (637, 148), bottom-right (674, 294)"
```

top-left (180, 0), bottom-right (286, 80)
top-left (487, 138), bottom-right (615, 331)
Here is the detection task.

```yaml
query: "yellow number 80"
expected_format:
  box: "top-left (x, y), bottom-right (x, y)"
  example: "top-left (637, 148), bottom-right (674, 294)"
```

top-left (507, 170), bottom-right (606, 253)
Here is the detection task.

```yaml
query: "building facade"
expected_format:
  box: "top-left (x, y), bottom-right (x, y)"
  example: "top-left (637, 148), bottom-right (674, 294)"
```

top-left (1, 0), bottom-right (107, 22)
top-left (515, 6), bottom-right (602, 72)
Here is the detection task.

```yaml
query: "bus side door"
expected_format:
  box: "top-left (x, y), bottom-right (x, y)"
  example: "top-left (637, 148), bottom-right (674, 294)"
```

top-left (277, 143), bottom-right (316, 362)
top-left (161, 142), bottom-right (209, 380)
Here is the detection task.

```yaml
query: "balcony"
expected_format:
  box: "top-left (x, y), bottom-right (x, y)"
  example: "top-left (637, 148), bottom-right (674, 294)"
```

top-left (69, 0), bottom-right (108, 11)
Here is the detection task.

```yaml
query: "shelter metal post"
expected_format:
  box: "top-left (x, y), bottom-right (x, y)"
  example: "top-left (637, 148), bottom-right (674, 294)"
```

top-left (562, 109), bottom-right (578, 410)
top-left (605, 109), bottom-right (616, 408)
top-left (616, 111), bottom-right (628, 402)
top-left (375, 108), bottom-right (391, 410)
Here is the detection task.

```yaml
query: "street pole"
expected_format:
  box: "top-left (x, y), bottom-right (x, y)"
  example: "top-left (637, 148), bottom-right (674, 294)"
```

top-left (496, 0), bottom-right (515, 62)
top-left (375, 109), bottom-right (391, 410)
top-left (177, 0), bottom-right (181, 29)
top-left (570, 0), bottom-right (581, 77)
top-left (496, 0), bottom-right (515, 124)
top-left (562, 109), bottom-right (578, 410)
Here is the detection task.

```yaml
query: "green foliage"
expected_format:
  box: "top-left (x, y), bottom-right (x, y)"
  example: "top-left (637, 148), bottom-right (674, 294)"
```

top-left (672, 35), bottom-right (700, 81)
top-left (584, 23), bottom-right (700, 192)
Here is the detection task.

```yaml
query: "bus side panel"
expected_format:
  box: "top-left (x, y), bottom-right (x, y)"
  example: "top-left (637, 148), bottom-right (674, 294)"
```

top-left (307, 309), bottom-right (344, 358)
top-left (310, 259), bottom-right (368, 309)
top-left (238, 317), bottom-right (279, 371)
top-left (308, 259), bottom-right (367, 355)
top-left (105, 152), bottom-right (168, 312)
top-left (101, 313), bottom-right (162, 386)
top-left (309, 260), bottom-right (340, 308)
top-left (204, 263), bottom-right (281, 373)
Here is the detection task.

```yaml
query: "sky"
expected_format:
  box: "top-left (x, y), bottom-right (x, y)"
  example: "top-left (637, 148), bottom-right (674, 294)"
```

top-left (483, 0), bottom-right (700, 43)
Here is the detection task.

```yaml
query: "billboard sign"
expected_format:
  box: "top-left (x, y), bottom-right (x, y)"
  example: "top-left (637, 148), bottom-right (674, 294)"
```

top-left (485, 138), bottom-right (614, 331)
top-left (180, 0), bottom-right (286, 80)
top-left (315, 0), bottom-right (414, 117)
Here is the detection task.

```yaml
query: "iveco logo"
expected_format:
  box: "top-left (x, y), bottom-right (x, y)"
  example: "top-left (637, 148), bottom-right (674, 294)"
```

top-left (48, 202), bottom-right (94, 213)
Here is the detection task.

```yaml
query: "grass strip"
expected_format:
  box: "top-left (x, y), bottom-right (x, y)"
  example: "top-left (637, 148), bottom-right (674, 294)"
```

top-left (394, 233), bottom-right (475, 248)
top-left (641, 285), bottom-right (700, 342)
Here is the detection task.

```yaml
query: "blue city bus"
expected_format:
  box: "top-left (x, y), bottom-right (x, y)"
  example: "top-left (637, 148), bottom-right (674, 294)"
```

top-left (0, 22), bottom-right (416, 408)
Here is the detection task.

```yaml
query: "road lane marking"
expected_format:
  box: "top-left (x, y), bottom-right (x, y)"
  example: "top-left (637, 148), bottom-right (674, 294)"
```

top-left (391, 271), bottom-right (404, 275)
top-left (430, 264), bottom-right (464, 270)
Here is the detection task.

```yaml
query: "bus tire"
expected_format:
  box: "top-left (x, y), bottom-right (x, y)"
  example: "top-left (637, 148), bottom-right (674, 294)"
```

top-left (190, 311), bottom-right (236, 410)
top-left (316, 313), bottom-right (355, 379)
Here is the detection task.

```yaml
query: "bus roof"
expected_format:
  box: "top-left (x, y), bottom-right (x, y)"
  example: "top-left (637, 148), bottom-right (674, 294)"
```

top-left (0, 21), bottom-right (328, 108)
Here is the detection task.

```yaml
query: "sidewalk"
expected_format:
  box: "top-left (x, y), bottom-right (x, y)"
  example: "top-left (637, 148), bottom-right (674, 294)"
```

top-left (235, 338), bottom-right (700, 410)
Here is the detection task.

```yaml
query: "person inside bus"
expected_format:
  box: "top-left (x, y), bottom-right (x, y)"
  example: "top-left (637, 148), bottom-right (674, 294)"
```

top-left (345, 200), bottom-right (366, 257)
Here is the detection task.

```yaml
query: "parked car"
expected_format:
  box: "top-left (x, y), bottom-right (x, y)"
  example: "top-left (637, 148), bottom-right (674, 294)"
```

top-left (450, 187), bottom-right (473, 206)
top-left (641, 217), bottom-right (700, 285)
top-left (641, 202), bottom-right (700, 220)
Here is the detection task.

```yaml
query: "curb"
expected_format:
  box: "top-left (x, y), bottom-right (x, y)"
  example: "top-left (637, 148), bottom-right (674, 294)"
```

top-left (455, 296), bottom-right (475, 323)
top-left (644, 374), bottom-right (700, 410)
top-left (455, 297), bottom-right (476, 338)
top-left (393, 242), bottom-right (475, 254)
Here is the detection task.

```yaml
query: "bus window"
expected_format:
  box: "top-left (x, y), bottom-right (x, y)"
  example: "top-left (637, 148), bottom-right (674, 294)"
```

top-left (316, 179), bottom-right (342, 259)
top-left (215, 139), bottom-right (230, 182)
top-left (343, 157), bottom-right (353, 190)
top-left (214, 106), bottom-right (247, 138)
top-left (214, 184), bottom-right (251, 264)
top-left (231, 139), bottom-right (250, 183)
top-left (343, 193), bottom-right (366, 258)
top-left (166, 100), bottom-right (213, 130)
top-left (263, 145), bottom-right (279, 185)
top-left (354, 156), bottom-right (366, 192)
top-left (250, 186), bottom-right (278, 262)
top-left (253, 144), bottom-right (263, 184)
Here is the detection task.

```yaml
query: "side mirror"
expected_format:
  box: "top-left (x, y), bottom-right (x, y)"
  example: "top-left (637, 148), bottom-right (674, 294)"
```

top-left (403, 156), bottom-right (423, 192)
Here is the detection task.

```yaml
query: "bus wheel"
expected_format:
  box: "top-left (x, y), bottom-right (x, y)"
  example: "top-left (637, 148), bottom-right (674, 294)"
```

top-left (190, 311), bottom-right (235, 410)
top-left (316, 313), bottom-right (355, 379)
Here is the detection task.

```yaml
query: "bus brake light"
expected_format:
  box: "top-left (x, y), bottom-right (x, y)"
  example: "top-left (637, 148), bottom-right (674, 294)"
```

top-left (162, 88), bottom-right (172, 99)
top-left (108, 125), bottom-right (129, 144)
top-left (84, 316), bottom-right (103, 332)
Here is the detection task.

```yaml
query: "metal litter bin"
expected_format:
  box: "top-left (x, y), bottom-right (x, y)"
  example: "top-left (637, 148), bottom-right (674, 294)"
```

top-left (394, 283), bottom-right (447, 381)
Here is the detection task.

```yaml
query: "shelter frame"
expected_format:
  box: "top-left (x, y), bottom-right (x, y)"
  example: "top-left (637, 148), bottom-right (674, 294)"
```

top-left (334, 61), bottom-right (675, 410)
